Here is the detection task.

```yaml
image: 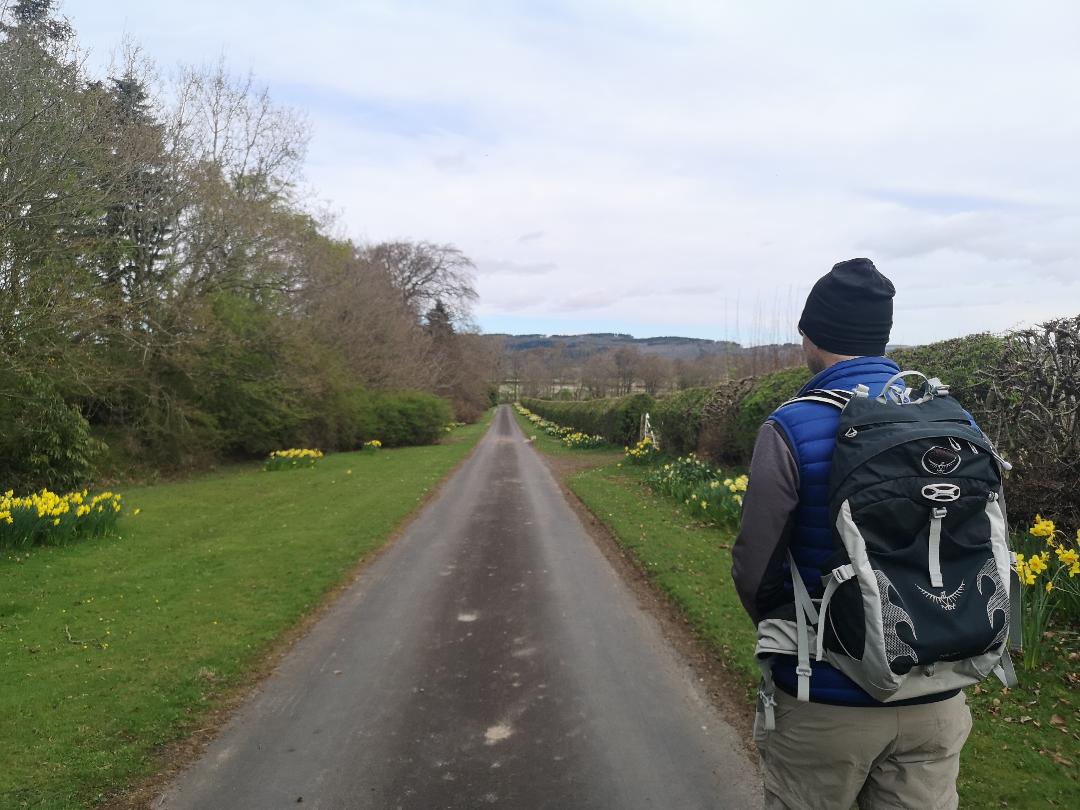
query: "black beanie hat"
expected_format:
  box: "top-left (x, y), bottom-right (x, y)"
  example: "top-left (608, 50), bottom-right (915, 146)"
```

top-left (798, 258), bottom-right (895, 356)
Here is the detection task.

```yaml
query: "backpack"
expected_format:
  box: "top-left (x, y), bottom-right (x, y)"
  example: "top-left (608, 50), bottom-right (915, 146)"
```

top-left (755, 371), bottom-right (1020, 728)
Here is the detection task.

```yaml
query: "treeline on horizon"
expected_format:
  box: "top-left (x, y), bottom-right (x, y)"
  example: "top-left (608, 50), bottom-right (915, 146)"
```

top-left (500, 339), bottom-right (804, 399)
top-left (0, 1), bottom-right (499, 493)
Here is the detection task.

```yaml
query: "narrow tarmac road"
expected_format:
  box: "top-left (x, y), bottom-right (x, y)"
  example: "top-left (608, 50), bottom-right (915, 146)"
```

top-left (156, 406), bottom-right (760, 809)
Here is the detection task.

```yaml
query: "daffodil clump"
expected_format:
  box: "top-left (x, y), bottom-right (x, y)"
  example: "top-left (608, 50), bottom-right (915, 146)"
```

top-left (0, 488), bottom-right (128, 549)
top-left (624, 435), bottom-right (659, 465)
top-left (444, 421), bottom-right (466, 433)
top-left (562, 431), bottom-right (606, 449)
top-left (1014, 514), bottom-right (1080, 670)
top-left (264, 448), bottom-right (324, 471)
top-left (514, 404), bottom-right (575, 440)
top-left (363, 439), bottom-right (383, 451)
top-left (646, 454), bottom-right (747, 528)
top-left (514, 403), bottom-right (574, 438)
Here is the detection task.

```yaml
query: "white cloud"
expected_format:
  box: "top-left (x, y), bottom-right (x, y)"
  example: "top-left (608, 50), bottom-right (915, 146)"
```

top-left (62, 0), bottom-right (1080, 344)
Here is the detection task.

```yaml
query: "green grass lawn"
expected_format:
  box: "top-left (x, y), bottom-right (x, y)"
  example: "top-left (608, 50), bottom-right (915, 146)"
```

top-left (531, 441), bottom-right (1077, 808)
top-left (0, 415), bottom-right (491, 809)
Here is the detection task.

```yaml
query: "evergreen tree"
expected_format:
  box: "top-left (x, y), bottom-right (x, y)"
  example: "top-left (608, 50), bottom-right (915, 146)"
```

top-left (4, 0), bottom-right (73, 42)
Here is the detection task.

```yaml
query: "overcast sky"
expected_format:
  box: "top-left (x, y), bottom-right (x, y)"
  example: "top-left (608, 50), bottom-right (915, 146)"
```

top-left (62, 0), bottom-right (1080, 345)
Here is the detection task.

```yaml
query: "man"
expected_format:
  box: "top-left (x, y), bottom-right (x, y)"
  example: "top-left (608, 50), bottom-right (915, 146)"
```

top-left (731, 259), bottom-right (972, 810)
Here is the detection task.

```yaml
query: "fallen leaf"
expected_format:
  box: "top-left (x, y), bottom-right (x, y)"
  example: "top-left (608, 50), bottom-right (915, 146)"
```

top-left (1039, 748), bottom-right (1074, 768)
top-left (1050, 714), bottom-right (1067, 728)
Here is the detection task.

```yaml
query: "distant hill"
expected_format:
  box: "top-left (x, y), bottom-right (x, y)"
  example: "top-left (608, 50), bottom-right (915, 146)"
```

top-left (486, 332), bottom-right (749, 361)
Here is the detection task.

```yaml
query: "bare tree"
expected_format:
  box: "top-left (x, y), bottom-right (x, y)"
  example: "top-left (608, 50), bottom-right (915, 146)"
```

top-left (613, 346), bottom-right (640, 395)
top-left (638, 353), bottom-right (672, 395)
top-left (363, 241), bottom-right (477, 324)
top-left (581, 351), bottom-right (617, 398)
top-left (303, 246), bottom-right (435, 391)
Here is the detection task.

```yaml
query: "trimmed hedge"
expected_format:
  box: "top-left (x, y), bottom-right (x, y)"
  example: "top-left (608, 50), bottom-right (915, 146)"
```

top-left (521, 394), bottom-right (654, 445)
top-left (889, 333), bottom-right (1005, 424)
top-left (298, 387), bottom-right (453, 450)
top-left (651, 387), bottom-right (712, 456)
top-left (365, 390), bottom-right (455, 447)
top-left (730, 367), bottom-right (812, 460)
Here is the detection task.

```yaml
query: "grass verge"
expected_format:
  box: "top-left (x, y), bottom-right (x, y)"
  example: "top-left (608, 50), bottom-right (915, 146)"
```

top-left (0, 415), bottom-right (491, 809)
top-left (511, 406), bottom-right (622, 460)
top-left (542, 450), bottom-right (1077, 808)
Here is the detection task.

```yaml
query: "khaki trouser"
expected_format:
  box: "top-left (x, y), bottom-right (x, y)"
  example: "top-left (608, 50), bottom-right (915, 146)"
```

top-left (753, 689), bottom-right (972, 810)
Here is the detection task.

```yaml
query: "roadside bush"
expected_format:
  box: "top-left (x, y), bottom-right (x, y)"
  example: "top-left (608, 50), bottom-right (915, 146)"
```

top-left (695, 377), bottom-right (765, 465)
top-left (0, 369), bottom-right (103, 493)
top-left (984, 317), bottom-right (1080, 528)
top-left (652, 387), bottom-right (712, 456)
top-left (729, 367), bottom-right (811, 461)
top-left (888, 333), bottom-right (1005, 424)
top-left (367, 391), bottom-right (454, 447)
top-left (521, 393), bottom-right (654, 445)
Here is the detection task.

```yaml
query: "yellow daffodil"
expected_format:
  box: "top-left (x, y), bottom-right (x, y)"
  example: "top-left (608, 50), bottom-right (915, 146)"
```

top-left (1030, 514), bottom-right (1055, 538)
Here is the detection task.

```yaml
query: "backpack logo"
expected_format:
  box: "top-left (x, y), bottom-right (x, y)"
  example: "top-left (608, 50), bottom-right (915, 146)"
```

top-left (922, 446), bottom-right (962, 475)
top-left (917, 581), bottom-right (965, 611)
top-left (921, 483), bottom-right (960, 502)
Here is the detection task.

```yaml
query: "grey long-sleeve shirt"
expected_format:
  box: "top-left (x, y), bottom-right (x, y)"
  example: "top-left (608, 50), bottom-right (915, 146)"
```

top-left (731, 422), bottom-right (799, 624)
top-left (730, 420), bottom-right (1009, 625)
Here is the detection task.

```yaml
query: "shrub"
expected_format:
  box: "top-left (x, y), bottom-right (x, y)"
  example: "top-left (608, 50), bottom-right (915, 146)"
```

top-left (652, 387), bottom-right (712, 456)
top-left (367, 391), bottom-right (454, 447)
top-left (729, 367), bottom-right (811, 462)
top-left (695, 377), bottom-right (760, 465)
top-left (983, 317), bottom-right (1080, 528)
top-left (0, 369), bottom-right (103, 493)
top-left (888, 333), bottom-right (1006, 424)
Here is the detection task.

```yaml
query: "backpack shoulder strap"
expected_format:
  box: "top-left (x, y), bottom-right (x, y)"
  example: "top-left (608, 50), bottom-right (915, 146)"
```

top-left (778, 388), bottom-right (855, 411)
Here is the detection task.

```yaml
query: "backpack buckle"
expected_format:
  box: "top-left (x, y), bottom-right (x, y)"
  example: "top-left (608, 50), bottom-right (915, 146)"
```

top-left (832, 564), bottom-right (856, 583)
top-left (795, 664), bottom-right (813, 678)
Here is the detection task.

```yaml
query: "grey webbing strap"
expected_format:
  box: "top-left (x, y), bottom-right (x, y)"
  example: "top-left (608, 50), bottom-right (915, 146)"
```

top-left (815, 565), bottom-right (855, 662)
top-left (992, 555), bottom-right (1022, 688)
top-left (929, 508), bottom-right (947, 588)
top-left (1008, 559), bottom-right (1023, 651)
top-left (994, 651), bottom-right (1018, 688)
top-left (757, 657), bottom-right (777, 731)
top-left (788, 552), bottom-right (817, 702)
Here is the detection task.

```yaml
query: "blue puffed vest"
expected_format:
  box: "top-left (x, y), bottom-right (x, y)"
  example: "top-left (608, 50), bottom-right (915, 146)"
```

top-left (767, 356), bottom-right (900, 705)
